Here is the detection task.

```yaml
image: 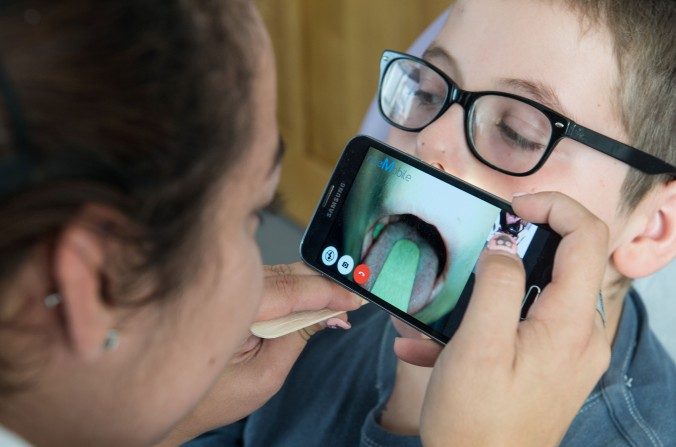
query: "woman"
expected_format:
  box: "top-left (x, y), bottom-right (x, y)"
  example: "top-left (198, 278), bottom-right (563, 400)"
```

top-left (0, 1), bottom-right (611, 446)
top-left (0, 1), bottom-right (361, 445)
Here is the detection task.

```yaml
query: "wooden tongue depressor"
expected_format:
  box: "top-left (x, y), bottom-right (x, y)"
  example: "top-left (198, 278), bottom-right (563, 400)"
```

top-left (250, 298), bottom-right (369, 339)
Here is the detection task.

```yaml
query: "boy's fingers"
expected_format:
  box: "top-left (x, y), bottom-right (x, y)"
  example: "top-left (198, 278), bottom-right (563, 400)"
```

top-left (512, 192), bottom-right (608, 328)
top-left (394, 338), bottom-right (443, 367)
top-left (258, 269), bottom-right (362, 321)
top-left (457, 248), bottom-right (525, 351)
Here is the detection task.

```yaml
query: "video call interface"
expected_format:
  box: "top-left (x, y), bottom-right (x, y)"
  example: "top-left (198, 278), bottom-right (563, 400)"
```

top-left (318, 147), bottom-right (551, 338)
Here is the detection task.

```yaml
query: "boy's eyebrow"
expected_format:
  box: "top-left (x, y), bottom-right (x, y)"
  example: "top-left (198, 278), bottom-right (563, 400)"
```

top-left (268, 135), bottom-right (285, 176)
top-left (498, 78), bottom-right (573, 119)
top-left (422, 45), bottom-right (574, 120)
top-left (422, 44), bottom-right (464, 85)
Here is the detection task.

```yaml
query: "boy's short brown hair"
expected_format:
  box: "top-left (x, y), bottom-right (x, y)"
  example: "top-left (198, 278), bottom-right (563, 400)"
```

top-left (564, 0), bottom-right (675, 211)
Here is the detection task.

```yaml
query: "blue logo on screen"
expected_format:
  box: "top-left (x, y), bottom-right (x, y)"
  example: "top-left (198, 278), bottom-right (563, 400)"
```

top-left (366, 152), bottom-right (413, 182)
top-left (378, 157), bottom-right (395, 172)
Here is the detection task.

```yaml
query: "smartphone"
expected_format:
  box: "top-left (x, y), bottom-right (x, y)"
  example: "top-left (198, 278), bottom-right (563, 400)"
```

top-left (300, 135), bottom-right (560, 344)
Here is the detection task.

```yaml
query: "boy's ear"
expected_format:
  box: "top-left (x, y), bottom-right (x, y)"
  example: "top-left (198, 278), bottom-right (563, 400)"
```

top-left (613, 180), bottom-right (676, 278)
top-left (53, 207), bottom-right (117, 361)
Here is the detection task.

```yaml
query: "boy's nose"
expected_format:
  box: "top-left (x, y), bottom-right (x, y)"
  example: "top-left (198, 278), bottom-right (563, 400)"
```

top-left (415, 104), bottom-right (475, 180)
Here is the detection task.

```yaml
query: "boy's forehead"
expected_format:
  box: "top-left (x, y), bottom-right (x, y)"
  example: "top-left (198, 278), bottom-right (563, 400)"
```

top-left (435, 0), bottom-right (623, 136)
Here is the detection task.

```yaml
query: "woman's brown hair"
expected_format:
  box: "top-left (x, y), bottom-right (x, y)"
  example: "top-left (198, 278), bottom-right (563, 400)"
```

top-left (0, 0), bottom-right (260, 390)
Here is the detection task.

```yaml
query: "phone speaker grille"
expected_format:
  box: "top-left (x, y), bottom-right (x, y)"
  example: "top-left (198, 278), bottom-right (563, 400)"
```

top-left (321, 184), bottom-right (335, 208)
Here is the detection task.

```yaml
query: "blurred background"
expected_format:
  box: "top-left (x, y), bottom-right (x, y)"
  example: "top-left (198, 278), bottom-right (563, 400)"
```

top-left (256, 0), bottom-right (448, 224)
top-left (253, 1), bottom-right (675, 360)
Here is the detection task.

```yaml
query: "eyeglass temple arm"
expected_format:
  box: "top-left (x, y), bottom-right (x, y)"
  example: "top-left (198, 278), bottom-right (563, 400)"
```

top-left (566, 123), bottom-right (675, 176)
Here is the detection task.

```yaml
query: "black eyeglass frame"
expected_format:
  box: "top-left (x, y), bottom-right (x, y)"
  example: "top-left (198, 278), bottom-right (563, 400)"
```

top-left (378, 50), bottom-right (676, 177)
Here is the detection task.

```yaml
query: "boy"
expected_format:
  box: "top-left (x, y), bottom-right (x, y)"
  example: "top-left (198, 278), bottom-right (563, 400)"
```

top-left (190, 0), bottom-right (675, 445)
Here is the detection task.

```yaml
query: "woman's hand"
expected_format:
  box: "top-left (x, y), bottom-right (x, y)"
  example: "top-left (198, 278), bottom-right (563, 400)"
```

top-left (398, 192), bottom-right (611, 447)
top-left (158, 262), bottom-right (361, 445)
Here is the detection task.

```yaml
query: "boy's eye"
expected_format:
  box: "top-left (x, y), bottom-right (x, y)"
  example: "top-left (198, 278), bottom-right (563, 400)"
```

top-left (496, 119), bottom-right (545, 151)
top-left (414, 74), bottom-right (446, 106)
top-left (413, 89), bottom-right (443, 107)
top-left (495, 114), bottom-right (548, 152)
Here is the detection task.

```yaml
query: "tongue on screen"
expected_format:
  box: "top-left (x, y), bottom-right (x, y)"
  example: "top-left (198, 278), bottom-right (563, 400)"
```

top-left (363, 220), bottom-right (439, 314)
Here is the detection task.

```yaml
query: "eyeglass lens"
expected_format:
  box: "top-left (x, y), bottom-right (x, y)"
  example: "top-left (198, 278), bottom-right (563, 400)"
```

top-left (380, 58), bottom-right (554, 174)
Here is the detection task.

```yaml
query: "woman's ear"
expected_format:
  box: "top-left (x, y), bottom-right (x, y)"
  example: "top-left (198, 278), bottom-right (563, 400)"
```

top-left (53, 208), bottom-right (117, 361)
top-left (613, 180), bottom-right (676, 278)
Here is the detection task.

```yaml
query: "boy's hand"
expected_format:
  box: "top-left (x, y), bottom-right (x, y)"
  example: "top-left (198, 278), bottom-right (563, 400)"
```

top-left (157, 263), bottom-right (361, 446)
top-left (400, 192), bottom-right (611, 447)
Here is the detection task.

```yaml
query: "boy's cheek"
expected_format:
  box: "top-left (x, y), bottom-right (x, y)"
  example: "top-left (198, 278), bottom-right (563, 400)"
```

top-left (387, 127), bottom-right (626, 249)
top-left (388, 128), bottom-right (418, 157)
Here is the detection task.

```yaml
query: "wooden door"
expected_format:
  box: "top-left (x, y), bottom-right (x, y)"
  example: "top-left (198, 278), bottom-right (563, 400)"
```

top-left (256, 0), bottom-right (449, 224)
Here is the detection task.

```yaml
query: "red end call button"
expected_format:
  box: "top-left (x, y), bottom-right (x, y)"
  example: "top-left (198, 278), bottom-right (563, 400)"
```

top-left (353, 264), bottom-right (370, 285)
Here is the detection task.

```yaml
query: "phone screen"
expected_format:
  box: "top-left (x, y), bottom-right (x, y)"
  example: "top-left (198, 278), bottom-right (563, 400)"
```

top-left (302, 138), bottom-right (559, 343)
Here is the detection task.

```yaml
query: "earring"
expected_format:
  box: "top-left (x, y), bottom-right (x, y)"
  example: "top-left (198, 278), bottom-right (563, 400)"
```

top-left (103, 329), bottom-right (120, 351)
top-left (44, 293), bottom-right (61, 308)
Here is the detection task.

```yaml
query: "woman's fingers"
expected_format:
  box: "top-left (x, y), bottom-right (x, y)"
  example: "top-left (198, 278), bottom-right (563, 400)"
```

top-left (398, 192), bottom-right (609, 373)
top-left (512, 192), bottom-right (609, 331)
top-left (397, 216), bottom-right (527, 367)
top-left (419, 192), bottom-right (612, 447)
top-left (264, 261), bottom-right (317, 278)
top-left (258, 263), bottom-right (362, 321)
top-left (454, 247), bottom-right (525, 355)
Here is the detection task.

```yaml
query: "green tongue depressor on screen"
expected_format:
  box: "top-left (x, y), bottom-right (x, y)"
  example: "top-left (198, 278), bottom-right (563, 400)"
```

top-left (370, 239), bottom-right (419, 312)
top-left (250, 239), bottom-right (419, 339)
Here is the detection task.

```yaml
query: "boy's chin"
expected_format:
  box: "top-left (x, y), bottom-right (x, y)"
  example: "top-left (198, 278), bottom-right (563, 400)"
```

top-left (390, 316), bottom-right (427, 339)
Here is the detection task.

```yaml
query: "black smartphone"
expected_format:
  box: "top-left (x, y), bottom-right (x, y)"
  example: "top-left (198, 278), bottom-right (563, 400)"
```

top-left (300, 135), bottom-right (560, 344)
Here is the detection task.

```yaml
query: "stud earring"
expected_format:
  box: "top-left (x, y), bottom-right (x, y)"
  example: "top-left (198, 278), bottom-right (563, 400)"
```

top-left (103, 329), bottom-right (120, 351)
top-left (44, 293), bottom-right (61, 308)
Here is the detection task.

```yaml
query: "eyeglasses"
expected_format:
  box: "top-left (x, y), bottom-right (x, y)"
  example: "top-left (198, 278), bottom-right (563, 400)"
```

top-left (378, 50), bottom-right (676, 177)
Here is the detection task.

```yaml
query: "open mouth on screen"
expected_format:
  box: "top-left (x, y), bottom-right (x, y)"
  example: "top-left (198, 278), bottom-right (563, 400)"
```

top-left (360, 214), bottom-right (448, 314)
